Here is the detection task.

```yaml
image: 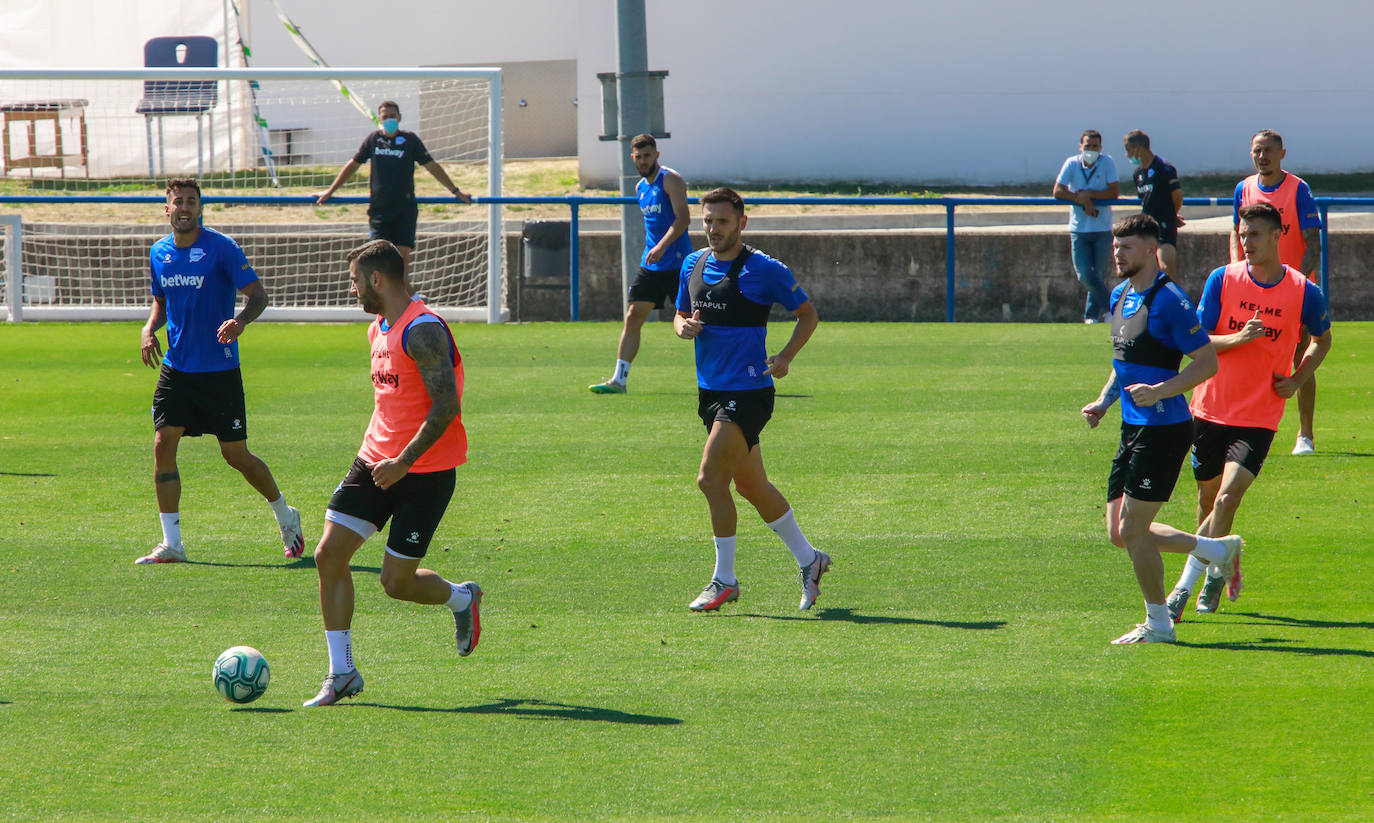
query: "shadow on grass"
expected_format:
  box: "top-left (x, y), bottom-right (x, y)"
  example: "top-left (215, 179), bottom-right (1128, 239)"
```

top-left (182, 558), bottom-right (380, 574)
top-left (0, 471), bottom-right (56, 477)
top-left (1176, 637), bottom-right (1374, 658)
top-left (1227, 611), bottom-right (1374, 630)
top-left (230, 706), bottom-right (293, 713)
top-left (723, 608), bottom-right (1007, 630)
top-left (353, 697), bottom-right (681, 725)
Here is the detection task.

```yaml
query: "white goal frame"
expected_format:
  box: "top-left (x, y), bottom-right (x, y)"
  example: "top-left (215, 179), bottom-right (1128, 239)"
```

top-left (0, 67), bottom-right (504, 323)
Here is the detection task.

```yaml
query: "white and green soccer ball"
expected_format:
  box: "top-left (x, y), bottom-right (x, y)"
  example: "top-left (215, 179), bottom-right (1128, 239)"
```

top-left (212, 646), bottom-right (270, 704)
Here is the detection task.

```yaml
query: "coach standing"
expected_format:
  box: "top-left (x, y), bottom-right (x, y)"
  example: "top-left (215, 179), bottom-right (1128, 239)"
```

top-left (318, 100), bottom-right (472, 277)
top-left (1123, 130), bottom-right (1184, 276)
top-left (1053, 130), bottom-right (1120, 324)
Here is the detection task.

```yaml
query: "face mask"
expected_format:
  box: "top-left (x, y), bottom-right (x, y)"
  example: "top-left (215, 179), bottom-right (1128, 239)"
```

top-left (1081, 150), bottom-right (1100, 165)
top-left (381, 117), bottom-right (400, 135)
top-left (1128, 154), bottom-right (1142, 167)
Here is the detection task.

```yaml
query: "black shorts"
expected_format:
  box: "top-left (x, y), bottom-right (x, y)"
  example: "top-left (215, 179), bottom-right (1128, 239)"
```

top-left (1157, 224), bottom-right (1179, 247)
top-left (1107, 420), bottom-right (1192, 503)
top-left (628, 266), bottom-right (681, 309)
top-left (328, 456), bottom-right (455, 558)
top-left (1191, 418), bottom-right (1275, 481)
top-left (151, 365), bottom-right (248, 441)
top-left (698, 387), bottom-right (775, 450)
top-left (369, 208), bottom-right (419, 248)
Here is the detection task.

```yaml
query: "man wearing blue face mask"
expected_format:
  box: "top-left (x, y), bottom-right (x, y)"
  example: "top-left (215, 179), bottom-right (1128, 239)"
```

top-left (1123, 130), bottom-right (1183, 276)
top-left (318, 100), bottom-right (471, 273)
top-left (1053, 130), bottom-right (1120, 324)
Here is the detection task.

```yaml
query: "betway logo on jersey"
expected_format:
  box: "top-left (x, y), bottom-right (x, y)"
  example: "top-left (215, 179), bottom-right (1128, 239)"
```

top-left (641, 202), bottom-right (663, 216)
top-left (160, 273), bottom-right (206, 289)
top-left (374, 147), bottom-right (406, 158)
top-left (372, 369), bottom-right (400, 388)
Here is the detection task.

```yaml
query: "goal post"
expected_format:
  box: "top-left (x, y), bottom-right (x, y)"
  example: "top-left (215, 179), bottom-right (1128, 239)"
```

top-left (0, 67), bottom-right (504, 323)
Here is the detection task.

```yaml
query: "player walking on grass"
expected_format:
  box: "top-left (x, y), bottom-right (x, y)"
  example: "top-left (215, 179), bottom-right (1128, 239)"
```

top-left (674, 187), bottom-right (827, 612)
top-left (590, 134), bottom-right (693, 394)
top-left (1080, 214), bottom-right (1243, 645)
top-left (1166, 203), bottom-right (1332, 619)
top-left (137, 178), bottom-right (303, 565)
top-left (1230, 130), bottom-right (1324, 456)
top-left (304, 240), bottom-right (481, 707)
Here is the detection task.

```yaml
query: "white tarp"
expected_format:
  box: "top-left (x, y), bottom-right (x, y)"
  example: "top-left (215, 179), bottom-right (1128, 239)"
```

top-left (0, 0), bottom-right (256, 179)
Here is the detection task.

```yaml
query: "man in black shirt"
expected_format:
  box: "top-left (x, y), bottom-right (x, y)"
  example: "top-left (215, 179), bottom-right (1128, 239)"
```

top-left (318, 100), bottom-right (471, 271)
top-left (1123, 130), bottom-right (1184, 275)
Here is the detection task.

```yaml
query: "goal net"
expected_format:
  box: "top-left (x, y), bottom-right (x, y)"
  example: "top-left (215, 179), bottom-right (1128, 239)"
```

top-left (0, 67), bottom-right (504, 322)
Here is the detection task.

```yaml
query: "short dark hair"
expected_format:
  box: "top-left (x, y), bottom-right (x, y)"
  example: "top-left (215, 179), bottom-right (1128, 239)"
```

top-left (1252, 129), bottom-right (1283, 149)
top-left (378, 100), bottom-right (401, 116)
top-left (700, 187), bottom-right (745, 216)
top-left (1081, 129), bottom-right (1102, 143)
top-left (630, 133), bottom-right (656, 151)
top-left (347, 239), bottom-right (406, 281)
top-left (1112, 213), bottom-right (1161, 243)
top-left (165, 177), bottom-right (201, 198)
top-left (1238, 202), bottom-right (1284, 233)
top-left (1124, 130), bottom-right (1150, 149)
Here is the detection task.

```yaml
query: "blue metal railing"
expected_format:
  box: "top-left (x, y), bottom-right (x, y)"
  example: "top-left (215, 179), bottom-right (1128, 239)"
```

top-left (0, 193), bottom-right (1359, 321)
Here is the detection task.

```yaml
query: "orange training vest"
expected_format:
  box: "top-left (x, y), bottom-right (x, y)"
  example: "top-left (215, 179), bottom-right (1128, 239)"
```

top-left (1235, 172), bottom-right (1310, 273)
top-left (1190, 262), bottom-right (1307, 431)
top-left (359, 300), bottom-right (467, 472)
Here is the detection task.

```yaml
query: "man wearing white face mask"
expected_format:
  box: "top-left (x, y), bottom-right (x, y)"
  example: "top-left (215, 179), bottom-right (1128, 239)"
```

top-left (318, 100), bottom-right (471, 274)
top-left (1053, 130), bottom-right (1120, 324)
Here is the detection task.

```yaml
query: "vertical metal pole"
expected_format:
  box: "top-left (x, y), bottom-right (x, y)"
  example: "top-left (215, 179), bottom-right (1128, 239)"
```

top-left (614, 0), bottom-right (649, 307)
top-left (570, 200), bottom-right (581, 321)
top-left (3, 215), bottom-right (23, 322)
top-left (945, 202), bottom-right (956, 322)
top-left (487, 70), bottom-right (504, 323)
top-left (1319, 203), bottom-right (1330, 298)
top-left (223, 0), bottom-right (234, 177)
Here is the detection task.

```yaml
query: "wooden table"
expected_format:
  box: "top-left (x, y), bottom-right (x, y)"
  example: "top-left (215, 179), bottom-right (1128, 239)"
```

top-left (2, 99), bottom-right (89, 178)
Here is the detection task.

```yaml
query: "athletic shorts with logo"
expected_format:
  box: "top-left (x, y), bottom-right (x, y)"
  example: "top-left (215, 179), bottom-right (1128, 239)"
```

top-left (152, 365), bottom-right (249, 441)
top-left (698, 387), bottom-right (775, 450)
top-left (1191, 417), bottom-right (1275, 481)
top-left (369, 208), bottom-right (419, 249)
top-left (1107, 420), bottom-right (1192, 503)
top-left (628, 266), bottom-right (681, 308)
top-left (328, 456), bottom-right (455, 558)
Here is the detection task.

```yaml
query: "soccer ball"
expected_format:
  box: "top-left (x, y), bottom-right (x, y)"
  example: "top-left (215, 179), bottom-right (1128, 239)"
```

top-left (212, 646), bottom-right (270, 704)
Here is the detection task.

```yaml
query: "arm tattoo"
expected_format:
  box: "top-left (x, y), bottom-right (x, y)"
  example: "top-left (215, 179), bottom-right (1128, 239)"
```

top-left (398, 323), bottom-right (460, 466)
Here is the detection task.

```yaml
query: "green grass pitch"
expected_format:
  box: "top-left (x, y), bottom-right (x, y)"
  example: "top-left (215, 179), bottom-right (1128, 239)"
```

top-left (0, 320), bottom-right (1371, 822)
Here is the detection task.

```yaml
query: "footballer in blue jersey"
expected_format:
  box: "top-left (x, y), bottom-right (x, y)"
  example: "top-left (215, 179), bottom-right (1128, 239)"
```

top-left (136, 178), bottom-right (303, 565)
top-left (1079, 214), bottom-right (1241, 646)
top-left (673, 188), bottom-right (829, 613)
top-left (588, 134), bottom-right (693, 394)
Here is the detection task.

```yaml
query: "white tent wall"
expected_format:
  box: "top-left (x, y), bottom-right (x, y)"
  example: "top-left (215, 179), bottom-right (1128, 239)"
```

top-left (0, 0), bottom-right (251, 179)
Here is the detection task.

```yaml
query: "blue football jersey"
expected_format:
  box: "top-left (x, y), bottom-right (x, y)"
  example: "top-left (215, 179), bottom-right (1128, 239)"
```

top-left (149, 227), bottom-right (259, 373)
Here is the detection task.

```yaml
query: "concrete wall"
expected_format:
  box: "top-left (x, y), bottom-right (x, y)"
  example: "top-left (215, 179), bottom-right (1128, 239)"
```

top-left (509, 228), bottom-right (1373, 323)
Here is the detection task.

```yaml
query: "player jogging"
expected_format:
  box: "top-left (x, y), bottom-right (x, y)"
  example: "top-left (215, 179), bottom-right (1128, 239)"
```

top-left (590, 133), bottom-right (693, 394)
top-left (304, 240), bottom-right (481, 707)
top-left (673, 187), bottom-right (827, 612)
top-left (1080, 214), bottom-right (1243, 644)
top-left (1166, 203), bottom-right (1332, 619)
top-left (137, 177), bottom-right (303, 564)
top-left (1229, 129), bottom-right (1324, 455)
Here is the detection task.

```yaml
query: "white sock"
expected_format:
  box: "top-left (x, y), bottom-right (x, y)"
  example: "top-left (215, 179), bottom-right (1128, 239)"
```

top-left (326, 629), bottom-right (353, 675)
top-left (1145, 602), bottom-right (1172, 632)
top-left (268, 494), bottom-right (292, 524)
top-left (612, 359), bottom-right (631, 384)
top-left (712, 535), bottom-right (737, 585)
top-left (445, 581), bottom-right (472, 612)
top-left (159, 512), bottom-right (182, 548)
top-left (1190, 535), bottom-right (1229, 565)
top-left (1177, 554), bottom-right (1209, 591)
top-left (766, 508), bottom-right (817, 567)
